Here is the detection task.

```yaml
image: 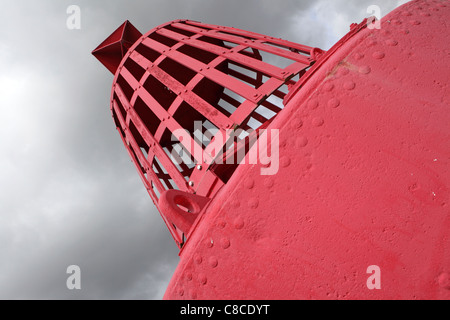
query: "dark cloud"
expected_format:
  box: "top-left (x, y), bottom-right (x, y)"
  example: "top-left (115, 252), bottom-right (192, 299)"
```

top-left (0, 0), bottom-right (408, 299)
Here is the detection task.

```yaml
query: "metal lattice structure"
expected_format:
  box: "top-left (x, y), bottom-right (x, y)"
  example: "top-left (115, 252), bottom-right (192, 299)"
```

top-left (94, 19), bottom-right (324, 248)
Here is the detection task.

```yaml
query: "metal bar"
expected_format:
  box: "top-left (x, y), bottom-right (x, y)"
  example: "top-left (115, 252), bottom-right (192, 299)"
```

top-left (261, 99), bottom-right (283, 113)
top-left (142, 37), bottom-right (264, 103)
top-left (185, 20), bottom-right (314, 54)
top-left (230, 76), bottom-right (285, 125)
top-left (220, 92), bottom-right (241, 108)
top-left (229, 100), bottom-right (258, 125)
top-left (119, 66), bottom-right (141, 91)
top-left (282, 61), bottom-right (310, 77)
top-left (112, 100), bottom-right (165, 194)
top-left (117, 131), bottom-right (154, 193)
top-left (130, 50), bottom-right (233, 130)
top-left (246, 110), bottom-right (269, 125)
top-left (138, 92), bottom-right (205, 165)
top-left (172, 22), bottom-right (312, 65)
top-left (129, 105), bottom-right (190, 191)
top-left (152, 171), bottom-right (172, 181)
top-left (273, 89), bottom-right (286, 100)
top-left (152, 157), bottom-right (173, 188)
top-left (156, 27), bottom-right (287, 80)
top-left (214, 104), bottom-right (232, 118)
top-left (227, 67), bottom-right (259, 87)
top-left (115, 85), bottom-right (190, 191)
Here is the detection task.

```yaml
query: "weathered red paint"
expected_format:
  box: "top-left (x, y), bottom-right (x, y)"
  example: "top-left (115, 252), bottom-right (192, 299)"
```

top-left (94, 0), bottom-right (450, 299)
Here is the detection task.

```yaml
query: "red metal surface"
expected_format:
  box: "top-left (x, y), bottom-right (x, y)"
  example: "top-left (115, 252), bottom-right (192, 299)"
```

top-left (94, 0), bottom-right (450, 299)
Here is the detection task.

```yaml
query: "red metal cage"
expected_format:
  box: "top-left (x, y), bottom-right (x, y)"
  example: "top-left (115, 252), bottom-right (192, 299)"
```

top-left (93, 19), bottom-right (325, 248)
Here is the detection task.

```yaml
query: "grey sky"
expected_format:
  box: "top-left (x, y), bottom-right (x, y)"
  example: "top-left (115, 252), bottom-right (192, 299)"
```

top-left (0, 0), bottom-right (408, 299)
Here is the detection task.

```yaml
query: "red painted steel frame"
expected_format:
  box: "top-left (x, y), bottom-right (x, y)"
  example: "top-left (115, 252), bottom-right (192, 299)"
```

top-left (94, 19), bottom-right (323, 248)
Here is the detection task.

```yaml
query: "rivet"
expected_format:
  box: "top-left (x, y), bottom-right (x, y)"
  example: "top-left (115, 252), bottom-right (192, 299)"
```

top-left (386, 39), bottom-right (399, 46)
top-left (205, 238), bottom-right (214, 248)
top-left (359, 66), bottom-right (371, 74)
top-left (209, 257), bottom-right (218, 268)
top-left (307, 99), bottom-right (319, 110)
top-left (312, 117), bottom-right (325, 127)
top-left (197, 165), bottom-right (202, 170)
top-left (328, 98), bottom-right (340, 108)
top-left (438, 273), bottom-right (450, 290)
top-left (292, 117), bottom-right (303, 129)
top-left (366, 39), bottom-right (377, 47)
top-left (221, 238), bottom-right (230, 249)
top-left (232, 200), bottom-right (240, 208)
top-left (354, 53), bottom-right (364, 60)
top-left (248, 198), bottom-right (259, 209)
top-left (373, 51), bottom-right (385, 59)
top-left (199, 274), bottom-right (207, 285)
top-left (217, 220), bottom-right (226, 229)
top-left (189, 181), bottom-right (194, 187)
top-left (344, 81), bottom-right (356, 90)
top-left (194, 255), bottom-right (202, 264)
top-left (280, 157), bottom-right (291, 168)
top-left (245, 179), bottom-right (255, 189)
top-left (296, 136), bottom-right (308, 147)
top-left (338, 68), bottom-right (350, 76)
top-left (234, 217), bottom-right (244, 229)
top-left (323, 82), bottom-right (334, 92)
top-left (264, 177), bottom-right (274, 188)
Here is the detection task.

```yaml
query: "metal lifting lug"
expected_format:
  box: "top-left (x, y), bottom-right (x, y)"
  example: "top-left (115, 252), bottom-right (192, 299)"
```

top-left (158, 190), bottom-right (210, 236)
